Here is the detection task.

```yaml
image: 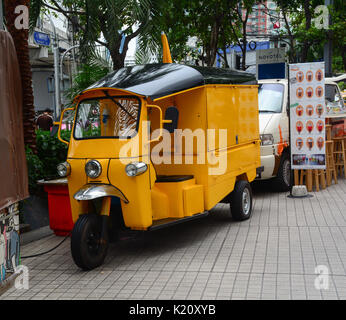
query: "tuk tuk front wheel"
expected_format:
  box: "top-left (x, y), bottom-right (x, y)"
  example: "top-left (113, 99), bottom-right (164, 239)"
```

top-left (71, 214), bottom-right (109, 270)
top-left (230, 180), bottom-right (253, 221)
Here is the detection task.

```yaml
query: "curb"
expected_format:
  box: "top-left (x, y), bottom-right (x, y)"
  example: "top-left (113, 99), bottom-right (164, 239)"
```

top-left (20, 225), bottom-right (54, 246)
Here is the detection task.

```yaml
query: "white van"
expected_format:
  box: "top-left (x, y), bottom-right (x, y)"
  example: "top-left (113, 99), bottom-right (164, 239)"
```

top-left (257, 78), bottom-right (344, 191)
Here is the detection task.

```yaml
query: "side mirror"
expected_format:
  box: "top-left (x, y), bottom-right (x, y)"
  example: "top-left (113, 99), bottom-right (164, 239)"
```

top-left (57, 107), bottom-right (75, 145)
top-left (163, 106), bottom-right (179, 133)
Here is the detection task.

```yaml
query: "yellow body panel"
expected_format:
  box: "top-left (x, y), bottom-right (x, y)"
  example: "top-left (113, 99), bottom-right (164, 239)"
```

top-left (183, 184), bottom-right (204, 217)
top-left (153, 85), bottom-right (260, 210)
top-left (153, 179), bottom-right (196, 219)
top-left (64, 84), bottom-right (260, 230)
top-left (67, 159), bottom-right (88, 223)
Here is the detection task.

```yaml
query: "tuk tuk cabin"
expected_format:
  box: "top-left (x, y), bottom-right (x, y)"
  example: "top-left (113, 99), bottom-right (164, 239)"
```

top-left (58, 63), bottom-right (261, 270)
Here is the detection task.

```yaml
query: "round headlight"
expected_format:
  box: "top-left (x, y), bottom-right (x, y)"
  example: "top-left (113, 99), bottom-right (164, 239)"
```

top-left (125, 162), bottom-right (147, 177)
top-left (57, 162), bottom-right (71, 177)
top-left (85, 160), bottom-right (102, 178)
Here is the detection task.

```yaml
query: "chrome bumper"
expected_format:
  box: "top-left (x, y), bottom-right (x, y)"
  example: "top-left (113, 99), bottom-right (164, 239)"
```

top-left (73, 184), bottom-right (129, 203)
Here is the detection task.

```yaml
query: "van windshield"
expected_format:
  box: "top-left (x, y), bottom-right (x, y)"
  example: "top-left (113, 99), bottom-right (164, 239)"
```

top-left (74, 96), bottom-right (141, 139)
top-left (325, 84), bottom-right (344, 110)
top-left (258, 83), bottom-right (284, 113)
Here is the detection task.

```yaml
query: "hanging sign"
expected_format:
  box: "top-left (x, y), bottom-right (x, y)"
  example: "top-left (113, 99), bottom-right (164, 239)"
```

top-left (256, 48), bottom-right (286, 80)
top-left (289, 62), bottom-right (326, 169)
top-left (33, 31), bottom-right (51, 47)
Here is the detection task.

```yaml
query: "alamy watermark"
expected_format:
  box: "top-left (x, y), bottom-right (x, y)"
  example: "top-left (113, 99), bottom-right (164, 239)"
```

top-left (14, 265), bottom-right (29, 290)
top-left (118, 122), bottom-right (229, 176)
top-left (313, 5), bottom-right (330, 30)
top-left (13, 5), bottom-right (29, 30)
top-left (314, 265), bottom-right (329, 290)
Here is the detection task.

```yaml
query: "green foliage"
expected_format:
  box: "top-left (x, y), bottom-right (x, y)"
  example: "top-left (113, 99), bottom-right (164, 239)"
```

top-left (25, 129), bottom-right (69, 193)
top-left (64, 55), bottom-right (111, 105)
top-left (36, 129), bottom-right (69, 179)
top-left (30, 0), bottom-right (160, 69)
top-left (138, 0), bottom-right (257, 67)
top-left (274, 0), bottom-right (345, 71)
top-left (25, 146), bottom-right (44, 194)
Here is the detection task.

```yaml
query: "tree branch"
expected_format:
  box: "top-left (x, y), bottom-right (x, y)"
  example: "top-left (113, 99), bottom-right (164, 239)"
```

top-left (43, 1), bottom-right (85, 15)
top-left (41, 0), bottom-right (107, 47)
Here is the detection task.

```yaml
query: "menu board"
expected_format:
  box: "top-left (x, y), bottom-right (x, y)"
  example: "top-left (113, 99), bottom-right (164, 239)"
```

top-left (289, 62), bottom-right (326, 170)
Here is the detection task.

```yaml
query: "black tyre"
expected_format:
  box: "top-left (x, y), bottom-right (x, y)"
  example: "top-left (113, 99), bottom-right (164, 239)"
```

top-left (274, 152), bottom-right (291, 192)
top-left (230, 180), bottom-right (253, 221)
top-left (71, 214), bottom-right (109, 270)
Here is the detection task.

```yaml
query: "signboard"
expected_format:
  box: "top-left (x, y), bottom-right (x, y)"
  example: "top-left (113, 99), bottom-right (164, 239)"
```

top-left (289, 62), bottom-right (326, 170)
top-left (256, 48), bottom-right (286, 80)
top-left (33, 31), bottom-right (51, 47)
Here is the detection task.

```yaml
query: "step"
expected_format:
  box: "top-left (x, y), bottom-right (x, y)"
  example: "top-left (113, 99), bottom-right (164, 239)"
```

top-left (148, 211), bottom-right (209, 231)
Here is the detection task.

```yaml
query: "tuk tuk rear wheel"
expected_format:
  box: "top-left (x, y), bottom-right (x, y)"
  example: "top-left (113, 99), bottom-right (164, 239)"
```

top-left (71, 214), bottom-right (109, 270)
top-left (230, 180), bottom-right (253, 221)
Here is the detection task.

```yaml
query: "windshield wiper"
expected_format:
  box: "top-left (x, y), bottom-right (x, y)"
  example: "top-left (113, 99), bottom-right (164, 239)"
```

top-left (259, 110), bottom-right (276, 113)
top-left (103, 91), bottom-right (136, 121)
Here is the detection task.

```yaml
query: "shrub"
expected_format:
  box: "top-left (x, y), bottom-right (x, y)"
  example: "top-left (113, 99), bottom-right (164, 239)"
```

top-left (25, 129), bottom-right (70, 194)
top-left (25, 146), bottom-right (44, 194)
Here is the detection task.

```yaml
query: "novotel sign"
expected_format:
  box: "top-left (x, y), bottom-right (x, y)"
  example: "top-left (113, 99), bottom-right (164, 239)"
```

top-left (256, 48), bottom-right (286, 80)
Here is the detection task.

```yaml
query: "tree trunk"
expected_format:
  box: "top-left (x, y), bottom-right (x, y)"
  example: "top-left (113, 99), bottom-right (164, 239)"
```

top-left (4, 0), bottom-right (36, 152)
top-left (208, 22), bottom-right (219, 67)
top-left (281, 6), bottom-right (297, 63)
top-left (110, 48), bottom-right (126, 70)
top-left (301, 0), bottom-right (312, 62)
top-left (241, 10), bottom-right (250, 71)
top-left (342, 44), bottom-right (346, 72)
top-left (221, 46), bottom-right (230, 68)
top-left (241, 31), bottom-right (247, 70)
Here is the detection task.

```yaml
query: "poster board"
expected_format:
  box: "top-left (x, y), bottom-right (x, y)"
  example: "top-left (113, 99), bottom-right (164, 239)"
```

top-left (289, 62), bottom-right (326, 170)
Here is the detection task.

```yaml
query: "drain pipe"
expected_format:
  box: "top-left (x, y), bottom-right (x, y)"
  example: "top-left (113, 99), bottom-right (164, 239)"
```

top-left (46, 15), bottom-right (61, 119)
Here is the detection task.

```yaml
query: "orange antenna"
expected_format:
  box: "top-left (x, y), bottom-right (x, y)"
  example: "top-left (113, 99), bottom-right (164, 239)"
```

top-left (161, 32), bottom-right (172, 63)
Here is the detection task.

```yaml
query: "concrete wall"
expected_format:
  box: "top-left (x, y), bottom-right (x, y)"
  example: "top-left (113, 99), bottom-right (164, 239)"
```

top-left (32, 70), bottom-right (70, 112)
top-left (32, 70), bottom-right (55, 112)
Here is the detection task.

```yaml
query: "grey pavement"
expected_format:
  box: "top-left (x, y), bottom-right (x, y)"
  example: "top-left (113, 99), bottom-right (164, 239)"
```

top-left (2, 178), bottom-right (346, 300)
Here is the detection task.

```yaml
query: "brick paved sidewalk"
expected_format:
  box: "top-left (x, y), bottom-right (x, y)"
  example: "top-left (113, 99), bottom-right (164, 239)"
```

top-left (2, 178), bottom-right (346, 300)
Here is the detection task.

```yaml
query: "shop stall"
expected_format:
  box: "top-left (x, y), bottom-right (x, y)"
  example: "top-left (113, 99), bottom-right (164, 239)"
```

top-left (0, 30), bottom-right (29, 294)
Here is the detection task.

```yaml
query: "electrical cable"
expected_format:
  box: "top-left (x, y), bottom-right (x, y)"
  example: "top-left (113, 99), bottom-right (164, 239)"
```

top-left (21, 233), bottom-right (71, 259)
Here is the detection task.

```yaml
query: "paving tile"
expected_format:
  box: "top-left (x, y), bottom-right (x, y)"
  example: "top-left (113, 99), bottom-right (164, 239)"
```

top-left (3, 178), bottom-right (345, 301)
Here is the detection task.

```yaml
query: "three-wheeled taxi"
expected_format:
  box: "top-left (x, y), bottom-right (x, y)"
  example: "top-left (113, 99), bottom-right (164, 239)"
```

top-left (57, 38), bottom-right (261, 270)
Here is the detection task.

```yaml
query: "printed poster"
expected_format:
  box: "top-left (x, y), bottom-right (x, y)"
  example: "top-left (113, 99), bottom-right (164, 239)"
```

top-left (289, 62), bottom-right (326, 170)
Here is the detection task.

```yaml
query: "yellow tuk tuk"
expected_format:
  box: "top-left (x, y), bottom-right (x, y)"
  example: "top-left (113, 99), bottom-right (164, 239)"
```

top-left (57, 40), bottom-right (261, 270)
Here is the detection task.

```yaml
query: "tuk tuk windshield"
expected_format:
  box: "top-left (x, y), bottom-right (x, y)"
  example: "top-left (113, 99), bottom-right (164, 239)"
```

top-left (74, 96), bottom-right (141, 139)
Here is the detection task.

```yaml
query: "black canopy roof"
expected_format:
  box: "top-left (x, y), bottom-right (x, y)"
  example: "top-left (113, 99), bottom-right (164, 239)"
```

top-left (85, 63), bottom-right (257, 100)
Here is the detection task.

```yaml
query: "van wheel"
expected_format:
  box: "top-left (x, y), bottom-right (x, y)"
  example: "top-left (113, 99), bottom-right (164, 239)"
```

top-left (274, 153), bottom-right (291, 192)
top-left (71, 214), bottom-right (109, 270)
top-left (230, 180), bottom-right (253, 221)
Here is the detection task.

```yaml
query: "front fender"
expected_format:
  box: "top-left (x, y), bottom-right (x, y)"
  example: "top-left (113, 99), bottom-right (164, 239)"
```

top-left (73, 184), bottom-right (129, 203)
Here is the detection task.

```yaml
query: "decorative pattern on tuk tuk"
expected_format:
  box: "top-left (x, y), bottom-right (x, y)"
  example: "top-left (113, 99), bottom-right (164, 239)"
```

top-left (0, 204), bottom-right (20, 284)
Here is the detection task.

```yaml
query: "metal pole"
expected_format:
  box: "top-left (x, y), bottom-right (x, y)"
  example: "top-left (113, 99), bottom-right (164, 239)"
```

top-left (47, 15), bottom-right (61, 119)
top-left (287, 64), bottom-right (294, 196)
top-left (324, 0), bottom-right (333, 77)
top-left (0, 0), bottom-right (4, 30)
top-left (60, 45), bottom-right (79, 82)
